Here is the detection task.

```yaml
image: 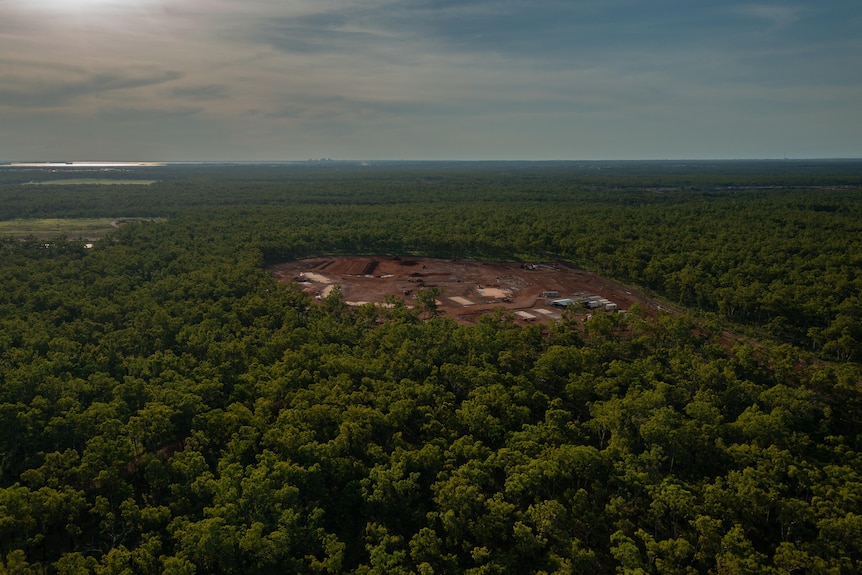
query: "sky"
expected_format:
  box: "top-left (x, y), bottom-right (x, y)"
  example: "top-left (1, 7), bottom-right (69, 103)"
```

top-left (1, 0), bottom-right (860, 161)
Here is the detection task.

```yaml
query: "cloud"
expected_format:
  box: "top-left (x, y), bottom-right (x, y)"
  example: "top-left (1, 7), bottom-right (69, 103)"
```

top-left (251, 1), bottom-right (585, 61)
top-left (169, 84), bottom-right (230, 101)
top-left (0, 67), bottom-right (182, 109)
top-left (265, 24), bottom-right (389, 55)
top-left (97, 105), bottom-right (205, 121)
top-left (733, 4), bottom-right (802, 28)
top-left (0, 0), bottom-right (860, 160)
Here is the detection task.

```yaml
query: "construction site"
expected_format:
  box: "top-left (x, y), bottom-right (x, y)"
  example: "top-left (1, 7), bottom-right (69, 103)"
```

top-left (269, 257), bottom-right (661, 324)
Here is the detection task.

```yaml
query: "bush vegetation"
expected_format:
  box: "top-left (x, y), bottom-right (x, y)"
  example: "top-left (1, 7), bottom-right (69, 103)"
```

top-left (0, 161), bottom-right (860, 573)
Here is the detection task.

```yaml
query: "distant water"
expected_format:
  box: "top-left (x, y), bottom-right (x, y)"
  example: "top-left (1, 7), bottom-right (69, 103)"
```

top-left (4, 162), bottom-right (164, 168)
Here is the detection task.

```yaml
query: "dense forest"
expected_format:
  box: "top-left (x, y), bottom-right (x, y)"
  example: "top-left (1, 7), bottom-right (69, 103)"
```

top-left (0, 161), bottom-right (860, 573)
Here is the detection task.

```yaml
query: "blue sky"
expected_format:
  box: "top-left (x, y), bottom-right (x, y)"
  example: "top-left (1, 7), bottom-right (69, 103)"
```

top-left (1, 0), bottom-right (860, 160)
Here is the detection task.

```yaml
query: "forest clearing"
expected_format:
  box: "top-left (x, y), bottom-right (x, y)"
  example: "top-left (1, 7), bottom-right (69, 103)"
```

top-left (270, 256), bottom-right (660, 324)
top-left (23, 179), bottom-right (157, 186)
top-left (0, 217), bottom-right (163, 239)
top-left (0, 217), bottom-right (118, 239)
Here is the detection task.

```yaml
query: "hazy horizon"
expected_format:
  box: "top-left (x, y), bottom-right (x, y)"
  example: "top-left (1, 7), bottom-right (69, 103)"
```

top-left (4, 158), bottom-right (862, 165)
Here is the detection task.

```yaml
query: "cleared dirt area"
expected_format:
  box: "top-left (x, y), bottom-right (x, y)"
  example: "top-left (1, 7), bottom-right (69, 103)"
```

top-left (269, 257), bottom-right (662, 325)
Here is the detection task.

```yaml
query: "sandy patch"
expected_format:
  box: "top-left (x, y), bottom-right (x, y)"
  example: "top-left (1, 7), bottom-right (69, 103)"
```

top-left (449, 296), bottom-right (474, 306)
top-left (320, 285), bottom-right (337, 298)
top-left (475, 287), bottom-right (510, 298)
top-left (301, 272), bottom-right (332, 283)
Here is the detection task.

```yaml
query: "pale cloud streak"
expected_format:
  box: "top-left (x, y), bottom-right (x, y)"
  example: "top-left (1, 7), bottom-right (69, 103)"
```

top-left (733, 4), bottom-right (802, 28)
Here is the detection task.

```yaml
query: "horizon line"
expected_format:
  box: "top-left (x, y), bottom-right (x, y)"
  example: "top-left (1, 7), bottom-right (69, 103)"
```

top-left (3, 157), bottom-right (862, 166)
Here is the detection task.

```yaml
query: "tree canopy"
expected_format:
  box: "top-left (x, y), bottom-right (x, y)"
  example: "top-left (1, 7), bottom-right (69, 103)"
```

top-left (1, 161), bottom-right (861, 573)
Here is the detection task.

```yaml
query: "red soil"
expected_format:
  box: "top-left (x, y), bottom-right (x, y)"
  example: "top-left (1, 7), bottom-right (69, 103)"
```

top-left (269, 256), bottom-right (661, 325)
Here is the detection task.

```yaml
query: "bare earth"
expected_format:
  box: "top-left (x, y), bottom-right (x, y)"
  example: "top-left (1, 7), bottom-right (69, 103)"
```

top-left (269, 257), bottom-right (661, 324)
